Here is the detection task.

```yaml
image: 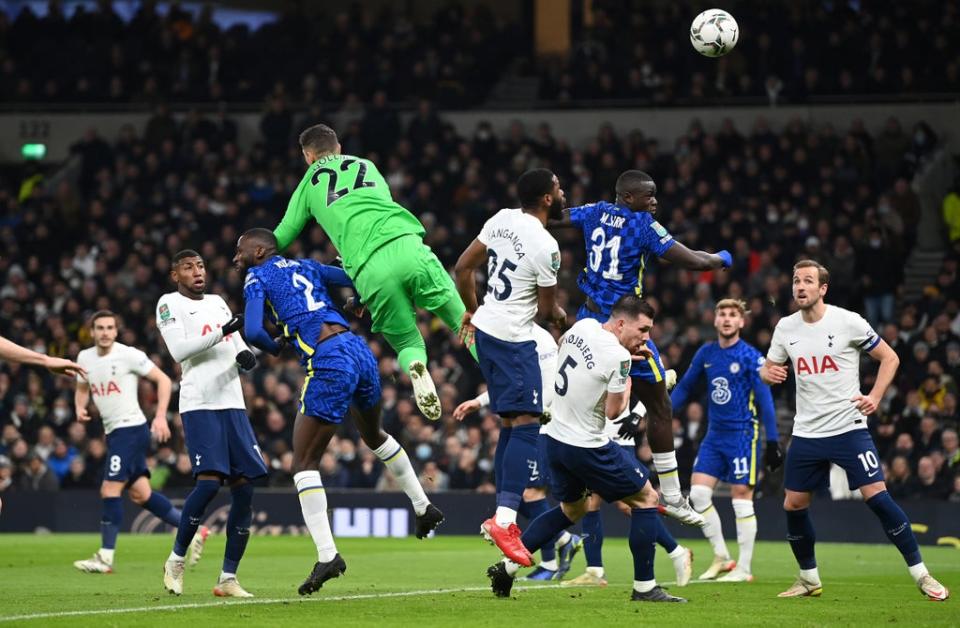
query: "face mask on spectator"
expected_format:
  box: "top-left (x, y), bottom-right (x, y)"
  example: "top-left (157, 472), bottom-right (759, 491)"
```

top-left (870, 237), bottom-right (882, 248)
top-left (53, 407), bottom-right (70, 422)
top-left (416, 443), bottom-right (432, 460)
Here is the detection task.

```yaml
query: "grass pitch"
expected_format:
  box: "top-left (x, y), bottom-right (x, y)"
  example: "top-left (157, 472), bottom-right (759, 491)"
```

top-left (0, 533), bottom-right (955, 626)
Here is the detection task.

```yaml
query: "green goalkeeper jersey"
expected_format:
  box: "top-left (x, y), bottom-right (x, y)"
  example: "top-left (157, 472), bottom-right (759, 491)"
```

top-left (274, 154), bottom-right (425, 277)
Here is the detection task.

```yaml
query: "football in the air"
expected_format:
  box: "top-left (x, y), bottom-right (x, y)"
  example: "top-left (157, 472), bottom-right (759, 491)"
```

top-left (690, 9), bottom-right (739, 57)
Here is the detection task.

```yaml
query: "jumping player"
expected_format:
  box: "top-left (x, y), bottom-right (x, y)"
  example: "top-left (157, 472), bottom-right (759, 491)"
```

top-left (158, 250), bottom-right (267, 598)
top-left (234, 228), bottom-right (444, 595)
top-left (273, 124), bottom-right (473, 422)
top-left (760, 260), bottom-right (948, 601)
top-left (670, 298), bottom-right (782, 582)
top-left (557, 169), bottom-right (730, 525)
top-left (454, 168), bottom-right (566, 566)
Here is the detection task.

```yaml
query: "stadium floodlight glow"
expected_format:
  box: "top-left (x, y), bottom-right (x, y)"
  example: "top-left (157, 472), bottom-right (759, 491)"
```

top-left (21, 143), bottom-right (47, 160)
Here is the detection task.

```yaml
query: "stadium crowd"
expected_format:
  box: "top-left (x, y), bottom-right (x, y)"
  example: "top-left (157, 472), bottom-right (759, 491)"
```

top-left (539, 0), bottom-right (960, 105)
top-left (2, 1), bottom-right (960, 109)
top-left (0, 102), bottom-right (957, 503)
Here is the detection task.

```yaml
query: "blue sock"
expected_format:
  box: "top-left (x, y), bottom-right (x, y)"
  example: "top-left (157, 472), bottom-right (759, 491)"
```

top-left (520, 505), bottom-right (573, 554)
top-left (223, 483), bottom-right (254, 574)
top-left (494, 426), bottom-right (513, 501)
top-left (523, 498), bottom-right (557, 562)
top-left (785, 508), bottom-right (817, 570)
top-left (100, 497), bottom-right (123, 550)
top-left (143, 491), bottom-right (182, 527)
top-left (173, 479), bottom-right (219, 557)
top-left (629, 508), bottom-right (658, 581)
top-left (581, 509), bottom-right (603, 568)
top-left (498, 424), bottom-right (538, 511)
top-left (866, 491), bottom-right (922, 566)
top-left (656, 517), bottom-right (678, 553)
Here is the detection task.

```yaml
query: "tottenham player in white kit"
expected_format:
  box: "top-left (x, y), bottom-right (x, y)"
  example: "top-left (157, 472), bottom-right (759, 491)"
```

top-left (453, 324), bottom-right (583, 580)
top-left (454, 168), bottom-right (566, 567)
top-left (487, 295), bottom-right (686, 602)
top-left (73, 310), bottom-right (207, 573)
top-left (761, 260), bottom-right (949, 601)
top-left (157, 250), bottom-right (268, 598)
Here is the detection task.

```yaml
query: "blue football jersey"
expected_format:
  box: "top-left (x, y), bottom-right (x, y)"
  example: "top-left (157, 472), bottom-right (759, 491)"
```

top-left (670, 339), bottom-right (777, 437)
top-left (569, 201), bottom-right (676, 314)
top-left (243, 256), bottom-right (350, 360)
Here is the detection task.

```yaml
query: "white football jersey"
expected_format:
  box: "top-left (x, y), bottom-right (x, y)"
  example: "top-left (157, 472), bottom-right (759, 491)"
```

top-left (76, 343), bottom-right (154, 434)
top-left (156, 291), bottom-right (248, 413)
top-left (543, 318), bottom-right (632, 448)
top-left (533, 324), bottom-right (558, 411)
top-left (767, 305), bottom-right (879, 438)
top-left (470, 208), bottom-right (560, 342)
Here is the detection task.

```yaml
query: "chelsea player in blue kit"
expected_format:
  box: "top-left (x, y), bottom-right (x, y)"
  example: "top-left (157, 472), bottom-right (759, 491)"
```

top-left (233, 229), bottom-right (444, 596)
top-left (670, 299), bottom-right (783, 582)
top-left (558, 170), bottom-right (731, 526)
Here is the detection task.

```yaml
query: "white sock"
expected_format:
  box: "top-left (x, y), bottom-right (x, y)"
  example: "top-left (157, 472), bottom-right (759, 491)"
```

top-left (495, 506), bottom-right (518, 527)
top-left (908, 562), bottom-right (929, 583)
top-left (503, 559), bottom-right (521, 577)
top-left (668, 545), bottom-right (686, 560)
top-left (168, 550), bottom-right (185, 562)
top-left (98, 548), bottom-right (115, 564)
top-left (800, 567), bottom-right (821, 584)
top-left (633, 579), bottom-right (657, 593)
top-left (690, 484), bottom-right (729, 559)
top-left (539, 559), bottom-right (558, 571)
top-left (294, 471), bottom-right (338, 563)
top-left (586, 566), bottom-right (605, 578)
top-left (219, 571), bottom-right (236, 582)
top-left (732, 498), bottom-right (756, 573)
top-left (652, 452), bottom-right (681, 498)
top-left (373, 436), bottom-right (430, 516)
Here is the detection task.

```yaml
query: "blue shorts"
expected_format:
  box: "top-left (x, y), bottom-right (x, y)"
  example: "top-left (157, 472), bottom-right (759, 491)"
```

top-left (576, 306), bottom-right (665, 383)
top-left (543, 435), bottom-right (649, 503)
top-left (475, 328), bottom-right (542, 416)
top-left (693, 424), bottom-right (761, 485)
top-left (301, 332), bottom-right (381, 422)
top-left (181, 409), bottom-right (268, 480)
top-left (104, 423), bottom-right (150, 484)
top-left (784, 430), bottom-right (884, 492)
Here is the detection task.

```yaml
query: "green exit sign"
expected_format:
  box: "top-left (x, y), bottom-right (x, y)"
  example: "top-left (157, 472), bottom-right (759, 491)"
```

top-left (21, 143), bottom-right (47, 160)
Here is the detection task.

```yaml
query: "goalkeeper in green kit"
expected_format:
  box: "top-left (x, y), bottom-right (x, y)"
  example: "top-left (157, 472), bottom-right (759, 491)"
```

top-left (274, 124), bottom-right (472, 422)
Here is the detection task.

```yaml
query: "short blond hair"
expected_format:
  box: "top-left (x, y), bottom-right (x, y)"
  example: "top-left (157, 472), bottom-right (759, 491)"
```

top-left (715, 298), bottom-right (747, 315)
top-left (793, 259), bottom-right (830, 286)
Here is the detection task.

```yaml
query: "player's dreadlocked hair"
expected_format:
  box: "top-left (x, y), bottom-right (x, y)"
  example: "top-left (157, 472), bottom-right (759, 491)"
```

top-left (610, 294), bottom-right (656, 320)
top-left (299, 124), bottom-right (339, 156)
top-left (516, 168), bottom-right (557, 209)
top-left (615, 170), bottom-right (654, 196)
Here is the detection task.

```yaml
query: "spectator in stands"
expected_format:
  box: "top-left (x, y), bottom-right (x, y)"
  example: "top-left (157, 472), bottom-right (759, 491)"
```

top-left (910, 456), bottom-right (951, 500)
top-left (18, 450), bottom-right (58, 491)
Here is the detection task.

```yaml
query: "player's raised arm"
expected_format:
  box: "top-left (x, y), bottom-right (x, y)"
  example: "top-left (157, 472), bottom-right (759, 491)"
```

top-left (0, 335), bottom-right (86, 378)
top-left (273, 178), bottom-right (312, 252)
top-left (661, 240), bottom-right (732, 271)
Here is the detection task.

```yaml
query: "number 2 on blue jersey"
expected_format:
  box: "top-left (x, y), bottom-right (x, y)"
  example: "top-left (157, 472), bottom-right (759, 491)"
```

top-left (588, 227), bottom-right (623, 281)
top-left (292, 272), bottom-right (326, 311)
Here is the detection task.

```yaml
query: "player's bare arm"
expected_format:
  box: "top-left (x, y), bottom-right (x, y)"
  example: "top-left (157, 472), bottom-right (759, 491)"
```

top-left (74, 379), bottom-right (91, 422)
top-left (0, 336), bottom-right (86, 378)
top-left (605, 383), bottom-right (631, 420)
top-left (546, 208), bottom-right (576, 230)
top-left (852, 339), bottom-right (900, 415)
top-left (536, 284), bottom-right (566, 328)
top-left (453, 238), bottom-right (487, 346)
top-left (759, 360), bottom-right (789, 385)
top-left (144, 366), bottom-right (173, 443)
top-left (661, 241), bottom-right (731, 271)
